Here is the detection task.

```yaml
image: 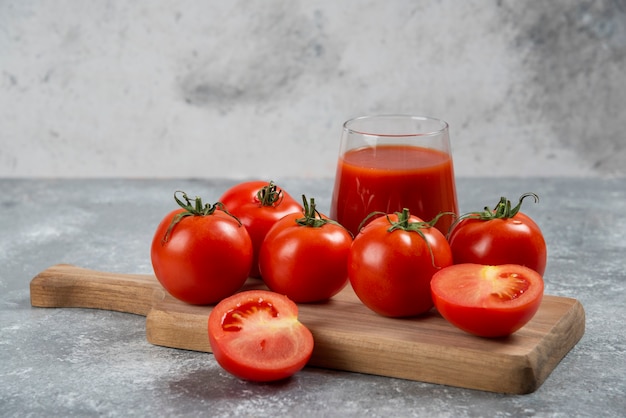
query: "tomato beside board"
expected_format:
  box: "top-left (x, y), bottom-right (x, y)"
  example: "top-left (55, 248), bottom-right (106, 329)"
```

top-left (219, 181), bottom-right (303, 278)
top-left (208, 290), bottom-right (314, 382)
top-left (259, 197), bottom-right (352, 303)
top-left (431, 263), bottom-right (545, 337)
top-left (151, 191), bottom-right (253, 305)
top-left (448, 193), bottom-right (547, 275)
top-left (348, 209), bottom-right (453, 317)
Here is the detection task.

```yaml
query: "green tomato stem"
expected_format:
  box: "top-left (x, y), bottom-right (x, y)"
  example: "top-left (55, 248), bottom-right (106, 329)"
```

top-left (295, 195), bottom-right (347, 232)
top-left (256, 181), bottom-right (284, 207)
top-left (446, 192), bottom-right (539, 238)
top-left (366, 208), bottom-right (455, 269)
top-left (465, 192), bottom-right (538, 222)
top-left (162, 190), bottom-right (242, 244)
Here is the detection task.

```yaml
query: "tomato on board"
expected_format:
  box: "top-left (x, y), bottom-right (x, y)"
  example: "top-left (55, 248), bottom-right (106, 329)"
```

top-left (219, 180), bottom-right (303, 278)
top-left (431, 263), bottom-right (544, 337)
top-left (447, 193), bottom-right (547, 275)
top-left (348, 209), bottom-right (453, 317)
top-left (208, 290), bottom-right (314, 382)
top-left (259, 196), bottom-right (352, 303)
top-left (151, 191), bottom-right (253, 305)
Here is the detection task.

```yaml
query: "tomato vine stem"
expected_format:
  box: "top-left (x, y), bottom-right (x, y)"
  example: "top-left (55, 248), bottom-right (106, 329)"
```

top-left (256, 181), bottom-right (284, 207)
top-left (484, 192), bottom-right (538, 220)
top-left (162, 190), bottom-right (242, 244)
top-left (361, 208), bottom-right (454, 268)
top-left (446, 192), bottom-right (539, 237)
top-left (295, 195), bottom-right (347, 232)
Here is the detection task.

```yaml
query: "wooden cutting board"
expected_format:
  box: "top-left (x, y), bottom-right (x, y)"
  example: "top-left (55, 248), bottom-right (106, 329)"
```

top-left (29, 264), bottom-right (585, 394)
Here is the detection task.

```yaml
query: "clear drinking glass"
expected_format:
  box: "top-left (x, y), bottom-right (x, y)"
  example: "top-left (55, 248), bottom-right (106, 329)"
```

top-left (329, 115), bottom-right (459, 236)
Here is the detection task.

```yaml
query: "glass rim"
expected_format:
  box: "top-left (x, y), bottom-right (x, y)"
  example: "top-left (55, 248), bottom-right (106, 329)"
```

top-left (343, 114), bottom-right (449, 138)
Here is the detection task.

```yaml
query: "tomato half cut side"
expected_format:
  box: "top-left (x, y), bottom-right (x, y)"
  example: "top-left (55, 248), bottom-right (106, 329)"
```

top-left (208, 290), bottom-right (314, 382)
top-left (430, 264), bottom-right (544, 338)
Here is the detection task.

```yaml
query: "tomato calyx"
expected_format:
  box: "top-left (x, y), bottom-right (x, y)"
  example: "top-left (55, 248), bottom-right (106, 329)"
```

top-left (389, 209), bottom-right (452, 233)
top-left (457, 192), bottom-right (539, 224)
top-left (360, 208), bottom-right (453, 233)
top-left (364, 208), bottom-right (453, 268)
top-left (255, 181), bottom-right (285, 207)
top-left (295, 195), bottom-right (347, 231)
top-left (162, 190), bottom-right (242, 243)
top-left (358, 208), bottom-right (455, 232)
top-left (446, 192), bottom-right (539, 238)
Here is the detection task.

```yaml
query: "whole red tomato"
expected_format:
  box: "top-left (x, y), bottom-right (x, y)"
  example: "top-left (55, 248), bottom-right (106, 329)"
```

top-left (208, 290), bottom-right (314, 382)
top-left (219, 180), bottom-right (302, 278)
top-left (259, 196), bottom-right (352, 303)
top-left (151, 191), bottom-right (253, 305)
top-left (447, 193), bottom-right (547, 275)
top-left (431, 263), bottom-right (544, 337)
top-left (348, 210), bottom-right (453, 317)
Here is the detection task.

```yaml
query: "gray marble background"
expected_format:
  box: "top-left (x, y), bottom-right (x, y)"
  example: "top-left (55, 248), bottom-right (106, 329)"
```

top-left (2, 0), bottom-right (625, 179)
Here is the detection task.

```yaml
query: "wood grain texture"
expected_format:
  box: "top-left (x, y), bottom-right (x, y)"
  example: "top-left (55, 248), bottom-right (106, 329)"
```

top-left (30, 264), bottom-right (585, 394)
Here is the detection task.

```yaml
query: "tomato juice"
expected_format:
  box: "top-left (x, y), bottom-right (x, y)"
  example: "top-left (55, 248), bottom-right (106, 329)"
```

top-left (330, 144), bottom-right (458, 236)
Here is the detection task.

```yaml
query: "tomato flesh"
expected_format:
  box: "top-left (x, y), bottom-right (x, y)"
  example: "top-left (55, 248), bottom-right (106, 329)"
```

top-left (431, 264), bottom-right (544, 337)
top-left (208, 290), bottom-right (314, 382)
top-left (221, 300), bottom-right (279, 331)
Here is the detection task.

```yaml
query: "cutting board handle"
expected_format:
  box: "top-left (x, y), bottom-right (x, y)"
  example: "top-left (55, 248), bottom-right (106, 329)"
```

top-left (30, 264), bottom-right (164, 316)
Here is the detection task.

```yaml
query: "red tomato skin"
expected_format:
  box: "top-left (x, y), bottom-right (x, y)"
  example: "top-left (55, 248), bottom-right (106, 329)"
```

top-left (431, 264), bottom-right (544, 337)
top-left (208, 290), bottom-right (314, 382)
top-left (259, 213), bottom-right (352, 303)
top-left (348, 214), bottom-right (453, 318)
top-left (448, 213), bottom-right (547, 275)
top-left (219, 181), bottom-right (303, 278)
top-left (151, 208), bottom-right (253, 305)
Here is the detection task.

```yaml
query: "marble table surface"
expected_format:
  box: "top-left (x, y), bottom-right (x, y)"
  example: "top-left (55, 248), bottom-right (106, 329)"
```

top-left (1, 177), bottom-right (624, 417)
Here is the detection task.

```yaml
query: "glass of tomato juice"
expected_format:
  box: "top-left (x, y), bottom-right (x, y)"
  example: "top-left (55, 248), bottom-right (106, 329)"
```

top-left (330, 115), bottom-right (459, 236)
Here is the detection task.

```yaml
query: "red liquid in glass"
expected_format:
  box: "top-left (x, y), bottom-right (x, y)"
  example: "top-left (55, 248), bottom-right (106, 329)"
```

top-left (330, 144), bottom-right (458, 236)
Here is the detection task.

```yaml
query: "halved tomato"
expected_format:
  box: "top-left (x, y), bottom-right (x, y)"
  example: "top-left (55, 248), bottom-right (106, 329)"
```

top-left (430, 264), bottom-right (544, 337)
top-left (208, 290), bottom-right (314, 382)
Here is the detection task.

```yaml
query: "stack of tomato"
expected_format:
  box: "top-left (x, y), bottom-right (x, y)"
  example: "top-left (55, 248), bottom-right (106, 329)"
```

top-left (150, 181), bottom-right (547, 382)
